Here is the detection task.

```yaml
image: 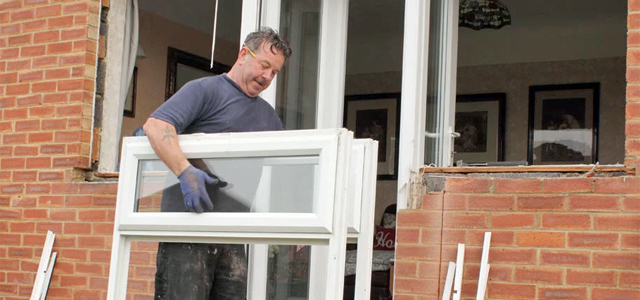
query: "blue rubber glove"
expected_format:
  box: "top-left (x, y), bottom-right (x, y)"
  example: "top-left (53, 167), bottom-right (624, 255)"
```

top-left (177, 165), bottom-right (215, 213)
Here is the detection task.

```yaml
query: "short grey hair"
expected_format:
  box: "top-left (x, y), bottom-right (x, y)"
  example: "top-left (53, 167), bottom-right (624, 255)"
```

top-left (244, 27), bottom-right (292, 60)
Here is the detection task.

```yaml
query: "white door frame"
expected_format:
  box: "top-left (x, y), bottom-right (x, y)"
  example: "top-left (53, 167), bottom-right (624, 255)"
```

top-left (397, 0), bottom-right (431, 209)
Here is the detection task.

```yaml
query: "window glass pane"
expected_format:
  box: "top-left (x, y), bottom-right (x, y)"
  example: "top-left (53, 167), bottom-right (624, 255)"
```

top-left (126, 241), bottom-right (310, 299)
top-left (267, 245), bottom-right (311, 299)
top-left (424, 0), bottom-right (446, 166)
top-left (135, 156), bottom-right (317, 213)
top-left (275, 0), bottom-right (322, 130)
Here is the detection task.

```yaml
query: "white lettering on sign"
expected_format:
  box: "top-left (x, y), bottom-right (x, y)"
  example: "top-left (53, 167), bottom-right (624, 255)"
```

top-left (374, 231), bottom-right (394, 248)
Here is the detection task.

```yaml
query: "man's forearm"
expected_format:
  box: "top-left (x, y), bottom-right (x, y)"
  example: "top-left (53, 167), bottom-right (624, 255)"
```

top-left (142, 117), bottom-right (191, 176)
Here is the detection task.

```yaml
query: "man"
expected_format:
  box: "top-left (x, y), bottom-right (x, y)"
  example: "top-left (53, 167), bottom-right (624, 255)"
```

top-left (143, 27), bottom-right (292, 300)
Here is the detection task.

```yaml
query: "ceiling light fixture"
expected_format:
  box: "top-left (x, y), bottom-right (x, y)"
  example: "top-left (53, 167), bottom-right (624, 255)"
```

top-left (459, 0), bottom-right (511, 30)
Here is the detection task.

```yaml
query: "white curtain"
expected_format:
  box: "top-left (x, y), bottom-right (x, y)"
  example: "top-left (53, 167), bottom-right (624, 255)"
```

top-left (119, 0), bottom-right (139, 112)
top-left (111, 0), bottom-right (138, 172)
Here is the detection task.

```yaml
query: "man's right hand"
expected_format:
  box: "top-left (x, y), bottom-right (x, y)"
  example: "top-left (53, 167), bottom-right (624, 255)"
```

top-left (177, 165), bottom-right (215, 213)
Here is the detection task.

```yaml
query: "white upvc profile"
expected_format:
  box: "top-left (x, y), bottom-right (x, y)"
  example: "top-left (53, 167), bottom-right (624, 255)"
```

top-left (346, 139), bottom-right (379, 300)
top-left (440, 0), bottom-right (461, 167)
top-left (314, 0), bottom-right (350, 129)
top-left (397, 0), bottom-right (431, 209)
top-left (115, 130), bottom-right (344, 233)
top-left (398, 0), bottom-right (460, 204)
top-left (107, 129), bottom-right (379, 300)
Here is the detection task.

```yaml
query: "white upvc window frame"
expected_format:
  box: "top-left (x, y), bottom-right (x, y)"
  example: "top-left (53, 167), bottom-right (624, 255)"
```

top-left (397, 0), bottom-right (431, 209)
top-left (398, 0), bottom-right (459, 208)
top-left (116, 130), bottom-right (345, 233)
top-left (246, 138), bottom-right (378, 299)
top-left (346, 139), bottom-right (379, 300)
top-left (107, 129), bottom-right (366, 300)
top-left (441, 0), bottom-right (460, 167)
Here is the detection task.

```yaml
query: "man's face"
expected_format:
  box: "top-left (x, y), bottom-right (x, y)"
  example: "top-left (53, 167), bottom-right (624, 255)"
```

top-left (238, 42), bottom-right (285, 97)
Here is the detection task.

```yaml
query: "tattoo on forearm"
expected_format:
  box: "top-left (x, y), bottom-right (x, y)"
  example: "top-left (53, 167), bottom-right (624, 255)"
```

top-left (161, 126), bottom-right (175, 145)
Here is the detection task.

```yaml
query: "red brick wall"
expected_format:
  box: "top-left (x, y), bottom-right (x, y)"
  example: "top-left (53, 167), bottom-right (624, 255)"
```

top-left (394, 177), bottom-right (640, 300)
top-left (628, 0), bottom-right (640, 171)
top-left (1, 183), bottom-right (117, 299)
top-left (0, 0), bottom-right (118, 299)
top-left (0, 0), bottom-right (99, 171)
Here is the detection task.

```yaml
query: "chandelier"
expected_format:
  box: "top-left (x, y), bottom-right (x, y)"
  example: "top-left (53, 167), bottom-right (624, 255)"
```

top-left (459, 0), bottom-right (511, 30)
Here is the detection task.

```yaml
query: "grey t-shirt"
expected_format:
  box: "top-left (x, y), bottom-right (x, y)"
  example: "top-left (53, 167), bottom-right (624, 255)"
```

top-left (151, 74), bottom-right (282, 134)
top-left (150, 74), bottom-right (283, 212)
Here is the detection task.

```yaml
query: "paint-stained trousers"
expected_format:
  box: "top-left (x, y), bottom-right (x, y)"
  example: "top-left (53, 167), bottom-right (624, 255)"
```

top-left (154, 242), bottom-right (247, 300)
top-left (154, 181), bottom-right (249, 300)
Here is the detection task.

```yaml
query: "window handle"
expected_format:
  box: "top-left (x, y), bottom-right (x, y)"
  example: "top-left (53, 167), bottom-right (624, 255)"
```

top-left (424, 131), bottom-right (439, 138)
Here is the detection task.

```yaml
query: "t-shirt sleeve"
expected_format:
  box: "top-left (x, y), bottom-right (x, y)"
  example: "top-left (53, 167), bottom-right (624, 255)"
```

top-left (150, 80), bottom-right (207, 133)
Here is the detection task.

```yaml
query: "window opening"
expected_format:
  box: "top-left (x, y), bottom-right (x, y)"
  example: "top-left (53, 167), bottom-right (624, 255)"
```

top-left (99, 0), bottom-right (242, 173)
top-left (453, 1), bottom-right (626, 166)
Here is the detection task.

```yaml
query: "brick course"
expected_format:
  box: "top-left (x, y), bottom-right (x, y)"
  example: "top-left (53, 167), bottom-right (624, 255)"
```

top-left (395, 177), bottom-right (640, 299)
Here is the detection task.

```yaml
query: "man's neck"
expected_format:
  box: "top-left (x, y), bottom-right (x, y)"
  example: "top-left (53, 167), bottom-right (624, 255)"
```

top-left (225, 65), bottom-right (242, 87)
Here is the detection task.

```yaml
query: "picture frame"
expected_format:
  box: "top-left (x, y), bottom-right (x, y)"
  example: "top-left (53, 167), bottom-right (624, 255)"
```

top-left (454, 93), bottom-right (506, 164)
top-left (123, 66), bottom-right (137, 118)
top-left (165, 47), bottom-right (230, 101)
top-left (527, 82), bottom-right (600, 165)
top-left (344, 93), bottom-right (400, 180)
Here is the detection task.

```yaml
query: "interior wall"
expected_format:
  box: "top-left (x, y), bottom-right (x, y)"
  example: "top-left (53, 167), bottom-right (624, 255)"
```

top-left (457, 56), bottom-right (626, 164)
top-left (456, 17), bottom-right (626, 67)
top-left (119, 10), bottom-right (238, 140)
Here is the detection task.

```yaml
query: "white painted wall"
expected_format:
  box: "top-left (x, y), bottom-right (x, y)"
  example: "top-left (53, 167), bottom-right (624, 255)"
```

top-left (345, 0), bottom-right (627, 74)
top-left (456, 18), bottom-right (627, 67)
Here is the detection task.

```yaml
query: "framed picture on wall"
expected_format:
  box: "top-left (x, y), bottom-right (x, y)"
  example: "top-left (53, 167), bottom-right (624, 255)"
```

top-left (165, 47), bottom-right (230, 100)
top-left (344, 93), bottom-right (401, 180)
top-left (528, 83), bottom-right (600, 165)
top-left (454, 93), bottom-right (506, 164)
top-left (123, 66), bottom-right (137, 118)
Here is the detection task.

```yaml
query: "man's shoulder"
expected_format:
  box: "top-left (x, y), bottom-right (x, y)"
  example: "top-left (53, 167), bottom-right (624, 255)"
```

top-left (192, 74), bottom-right (234, 91)
top-left (192, 74), bottom-right (224, 85)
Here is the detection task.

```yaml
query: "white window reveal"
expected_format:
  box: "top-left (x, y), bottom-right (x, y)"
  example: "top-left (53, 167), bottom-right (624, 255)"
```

top-left (107, 129), bottom-right (378, 300)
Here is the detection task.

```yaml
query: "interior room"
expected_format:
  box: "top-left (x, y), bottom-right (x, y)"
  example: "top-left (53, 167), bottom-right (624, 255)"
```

top-left (116, 0), bottom-right (626, 298)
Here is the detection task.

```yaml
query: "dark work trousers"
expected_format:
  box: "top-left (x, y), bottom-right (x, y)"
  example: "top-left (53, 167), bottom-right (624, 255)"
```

top-left (154, 181), bottom-right (249, 300)
top-left (154, 242), bottom-right (247, 300)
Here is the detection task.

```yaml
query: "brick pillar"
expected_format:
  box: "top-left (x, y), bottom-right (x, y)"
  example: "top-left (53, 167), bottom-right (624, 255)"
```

top-left (394, 192), bottom-right (446, 300)
top-left (627, 0), bottom-right (640, 173)
top-left (1, 1), bottom-right (108, 299)
top-left (0, 0), bottom-right (100, 176)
